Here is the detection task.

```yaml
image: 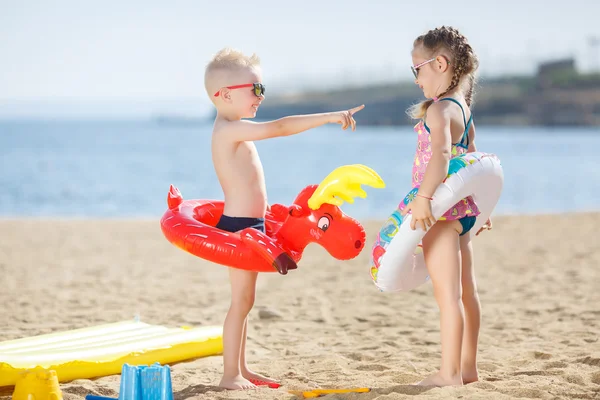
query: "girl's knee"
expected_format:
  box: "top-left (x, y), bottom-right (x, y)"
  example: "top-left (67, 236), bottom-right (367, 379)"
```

top-left (436, 296), bottom-right (464, 314)
top-left (433, 284), bottom-right (463, 305)
top-left (461, 275), bottom-right (478, 296)
top-left (461, 285), bottom-right (480, 303)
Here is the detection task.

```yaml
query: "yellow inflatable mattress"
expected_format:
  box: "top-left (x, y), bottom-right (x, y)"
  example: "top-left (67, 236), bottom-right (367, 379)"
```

top-left (0, 319), bottom-right (223, 387)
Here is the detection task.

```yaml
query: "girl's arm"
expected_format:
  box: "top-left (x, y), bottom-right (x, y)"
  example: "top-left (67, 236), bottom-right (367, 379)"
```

top-left (467, 122), bottom-right (477, 153)
top-left (417, 103), bottom-right (453, 198)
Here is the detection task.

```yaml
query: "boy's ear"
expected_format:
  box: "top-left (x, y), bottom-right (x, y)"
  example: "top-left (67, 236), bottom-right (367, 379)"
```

top-left (221, 88), bottom-right (233, 103)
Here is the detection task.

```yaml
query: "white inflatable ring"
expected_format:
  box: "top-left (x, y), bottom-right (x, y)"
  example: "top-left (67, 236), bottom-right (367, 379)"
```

top-left (370, 152), bottom-right (504, 292)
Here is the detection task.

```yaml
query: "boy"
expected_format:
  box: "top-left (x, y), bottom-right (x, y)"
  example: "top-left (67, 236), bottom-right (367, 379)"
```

top-left (204, 47), bottom-right (364, 390)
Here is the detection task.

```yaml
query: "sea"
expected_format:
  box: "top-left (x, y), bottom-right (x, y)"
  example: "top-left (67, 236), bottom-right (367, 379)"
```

top-left (1, 120), bottom-right (599, 220)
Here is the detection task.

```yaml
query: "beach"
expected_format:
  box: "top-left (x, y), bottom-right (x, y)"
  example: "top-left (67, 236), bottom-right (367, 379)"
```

top-left (1, 213), bottom-right (599, 399)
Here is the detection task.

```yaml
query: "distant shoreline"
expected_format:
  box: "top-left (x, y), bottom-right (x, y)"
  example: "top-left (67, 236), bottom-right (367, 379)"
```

top-left (206, 62), bottom-right (600, 127)
top-left (2, 210), bottom-right (599, 222)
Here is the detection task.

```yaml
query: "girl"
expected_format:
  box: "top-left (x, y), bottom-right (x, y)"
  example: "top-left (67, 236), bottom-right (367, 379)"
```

top-left (400, 26), bottom-right (492, 386)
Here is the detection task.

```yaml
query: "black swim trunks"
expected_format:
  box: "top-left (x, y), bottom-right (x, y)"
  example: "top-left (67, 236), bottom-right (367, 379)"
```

top-left (216, 215), bottom-right (265, 233)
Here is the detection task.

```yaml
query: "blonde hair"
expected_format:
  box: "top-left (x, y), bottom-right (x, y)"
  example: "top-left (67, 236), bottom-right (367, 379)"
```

top-left (407, 26), bottom-right (479, 119)
top-left (204, 48), bottom-right (261, 98)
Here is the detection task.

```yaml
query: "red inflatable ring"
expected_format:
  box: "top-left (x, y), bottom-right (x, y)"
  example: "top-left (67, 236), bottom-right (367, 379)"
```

top-left (160, 164), bottom-right (385, 274)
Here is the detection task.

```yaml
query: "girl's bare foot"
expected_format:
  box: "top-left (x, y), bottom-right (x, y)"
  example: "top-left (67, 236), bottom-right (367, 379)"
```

top-left (462, 368), bottom-right (479, 384)
top-left (417, 371), bottom-right (463, 387)
top-left (219, 374), bottom-right (256, 390)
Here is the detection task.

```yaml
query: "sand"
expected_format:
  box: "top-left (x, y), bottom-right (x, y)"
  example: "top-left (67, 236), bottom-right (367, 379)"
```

top-left (1, 213), bottom-right (599, 399)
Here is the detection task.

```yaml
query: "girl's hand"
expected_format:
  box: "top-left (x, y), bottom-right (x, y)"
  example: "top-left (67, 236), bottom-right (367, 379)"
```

top-left (401, 195), bottom-right (436, 232)
top-left (476, 217), bottom-right (492, 236)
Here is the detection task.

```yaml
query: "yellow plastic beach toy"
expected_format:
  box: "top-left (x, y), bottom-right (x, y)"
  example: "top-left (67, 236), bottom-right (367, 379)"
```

top-left (12, 369), bottom-right (63, 400)
top-left (288, 387), bottom-right (370, 398)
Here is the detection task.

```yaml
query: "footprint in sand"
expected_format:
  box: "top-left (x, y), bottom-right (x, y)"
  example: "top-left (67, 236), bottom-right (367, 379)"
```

top-left (544, 361), bottom-right (569, 369)
top-left (531, 351), bottom-right (552, 360)
top-left (375, 385), bottom-right (431, 396)
top-left (358, 346), bottom-right (379, 351)
top-left (563, 374), bottom-right (586, 385)
top-left (577, 356), bottom-right (600, 367)
top-left (478, 362), bottom-right (500, 372)
top-left (590, 371), bottom-right (600, 385)
top-left (342, 352), bottom-right (376, 362)
top-left (470, 381), bottom-right (497, 390)
top-left (355, 364), bottom-right (389, 371)
top-left (501, 388), bottom-right (550, 399)
top-left (390, 373), bottom-right (421, 384)
top-left (513, 370), bottom-right (562, 377)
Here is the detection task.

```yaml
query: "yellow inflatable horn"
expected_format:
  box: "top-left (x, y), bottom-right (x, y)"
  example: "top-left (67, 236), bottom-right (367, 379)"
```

top-left (307, 164), bottom-right (385, 210)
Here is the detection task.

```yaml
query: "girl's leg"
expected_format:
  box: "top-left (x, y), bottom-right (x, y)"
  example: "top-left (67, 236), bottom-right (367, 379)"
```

top-left (418, 220), bottom-right (464, 387)
top-left (459, 232), bottom-right (481, 383)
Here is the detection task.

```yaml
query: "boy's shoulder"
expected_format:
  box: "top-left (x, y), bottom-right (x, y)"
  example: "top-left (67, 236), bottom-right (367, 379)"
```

top-left (211, 118), bottom-right (254, 141)
top-left (212, 118), bottom-right (236, 135)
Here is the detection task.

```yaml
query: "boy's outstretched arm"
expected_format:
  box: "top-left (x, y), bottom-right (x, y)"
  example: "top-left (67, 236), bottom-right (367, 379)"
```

top-left (222, 105), bottom-right (365, 142)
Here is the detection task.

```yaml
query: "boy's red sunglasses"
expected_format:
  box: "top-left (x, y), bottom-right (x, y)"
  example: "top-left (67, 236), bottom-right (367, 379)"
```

top-left (214, 83), bottom-right (266, 97)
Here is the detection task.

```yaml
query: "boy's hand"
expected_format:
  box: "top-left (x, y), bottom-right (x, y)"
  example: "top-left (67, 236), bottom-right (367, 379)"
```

top-left (476, 217), bottom-right (492, 236)
top-left (330, 105), bottom-right (365, 131)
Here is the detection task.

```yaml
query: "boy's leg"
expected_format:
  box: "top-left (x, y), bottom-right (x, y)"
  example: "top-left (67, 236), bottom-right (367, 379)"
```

top-left (219, 268), bottom-right (258, 390)
top-left (240, 317), bottom-right (278, 384)
top-left (418, 221), bottom-right (464, 387)
top-left (459, 232), bottom-right (480, 384)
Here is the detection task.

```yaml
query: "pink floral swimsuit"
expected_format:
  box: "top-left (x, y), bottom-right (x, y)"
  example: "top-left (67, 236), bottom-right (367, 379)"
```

top-left (398, 97), bottom-right (480, 230)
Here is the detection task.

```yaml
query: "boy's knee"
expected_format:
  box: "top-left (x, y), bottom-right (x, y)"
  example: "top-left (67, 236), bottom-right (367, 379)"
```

top-left (231, 291), bottom-right (255, 314)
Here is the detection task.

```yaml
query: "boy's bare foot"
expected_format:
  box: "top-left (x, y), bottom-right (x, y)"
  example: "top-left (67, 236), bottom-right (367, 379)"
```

top-left (462, 369), bottom-right (479, 384)
top-left (219, 374), bottom-right (256, 390)
top-left (417, 371), bottom-right (463, 387)
top-left (242, 369), bottom-right (280, 387)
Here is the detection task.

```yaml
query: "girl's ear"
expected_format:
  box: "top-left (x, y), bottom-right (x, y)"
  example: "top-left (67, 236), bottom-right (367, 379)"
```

top-left (436, 55), bottom-right (450, 73)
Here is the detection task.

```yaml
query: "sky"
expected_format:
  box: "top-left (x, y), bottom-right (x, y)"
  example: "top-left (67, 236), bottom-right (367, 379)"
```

top-left (1, 0), bottom-right (599, 118)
